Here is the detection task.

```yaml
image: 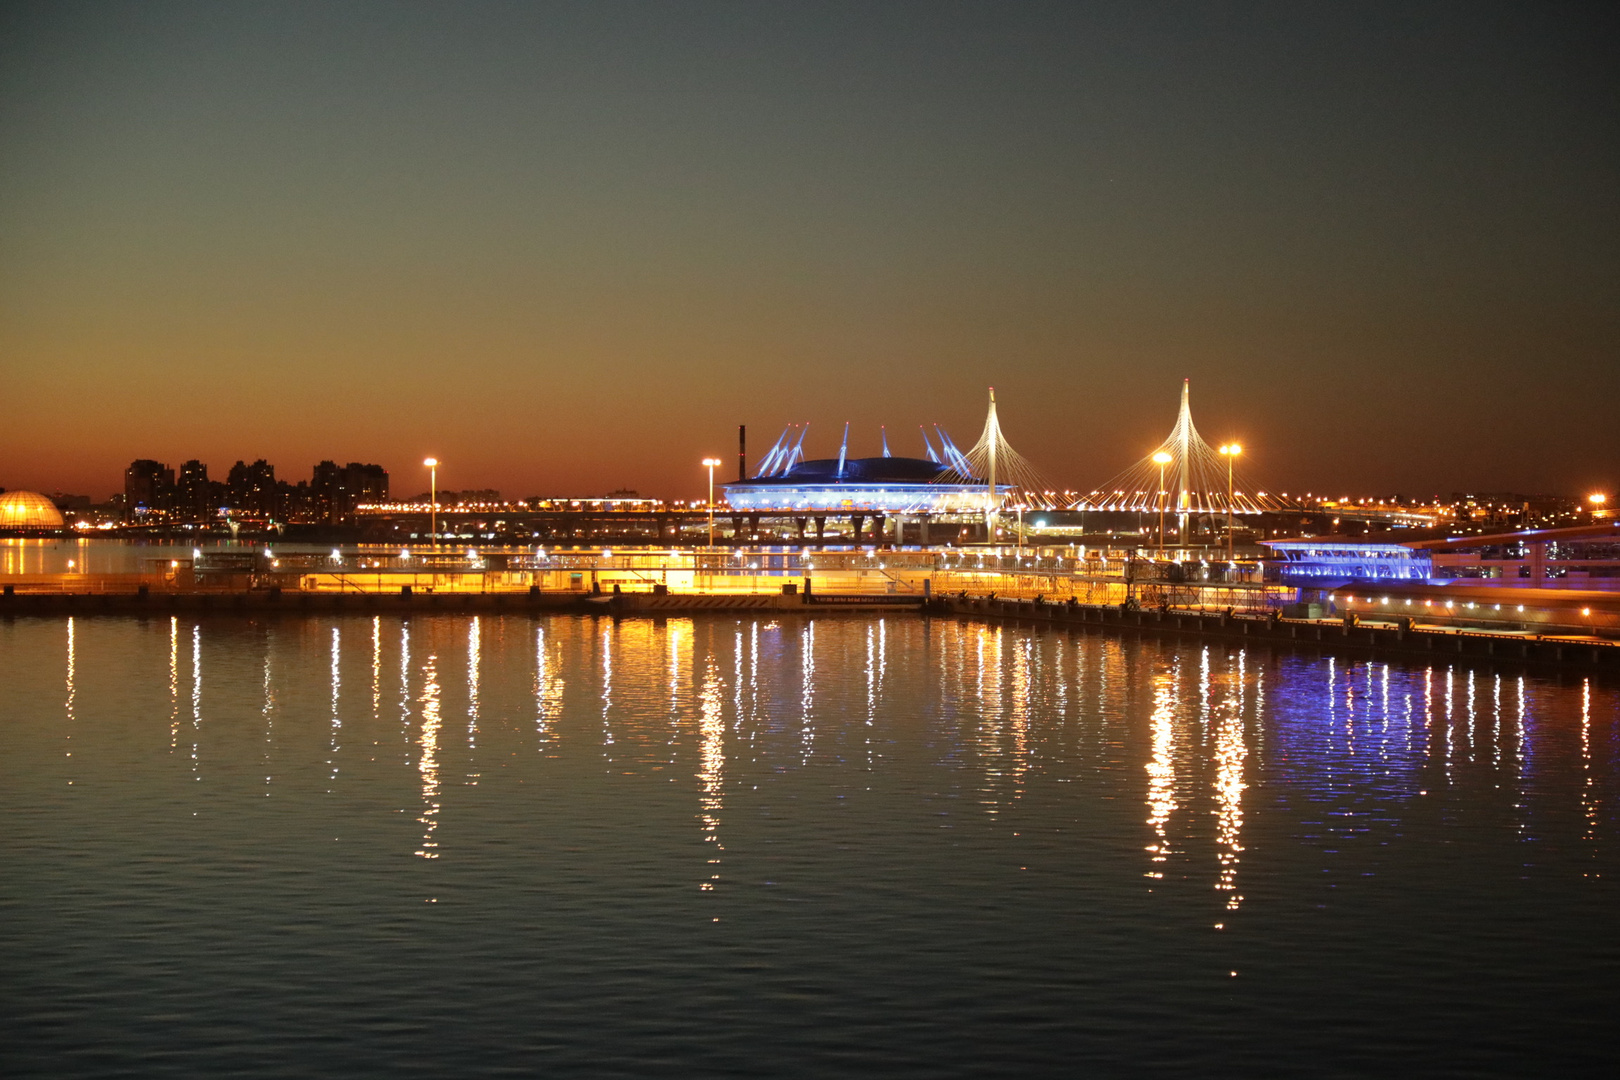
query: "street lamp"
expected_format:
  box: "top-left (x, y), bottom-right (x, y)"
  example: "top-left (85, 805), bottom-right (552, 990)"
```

top-left (423, 458), bottom-right (439, 545)
top-left (702, 458), bottom-right (723, 548)
top-left (1219, 443), bottom-right (1242, 561)
top-left (1152, 451), bottom-right (1172, 557)
top-left (1591, 493), bottom-right (1608, 519)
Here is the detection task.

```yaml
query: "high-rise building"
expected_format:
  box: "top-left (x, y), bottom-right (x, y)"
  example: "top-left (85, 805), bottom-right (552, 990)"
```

top-left (175, 460), bottom-right (215, 521)
top-left (124, 460), bottom-right (174, 516)
top-left (310, 460), bottom-right (344, 522)
top-left (226, 459), bottom-right (279, 517)
top-left (343, 462), bottom-right (389, 505)
top-left (311, 460), bottom-right (389, 522)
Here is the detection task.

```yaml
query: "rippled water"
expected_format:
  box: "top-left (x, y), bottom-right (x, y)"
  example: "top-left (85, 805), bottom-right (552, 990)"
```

top-left (2, 613), bottom-right (1615, 1077)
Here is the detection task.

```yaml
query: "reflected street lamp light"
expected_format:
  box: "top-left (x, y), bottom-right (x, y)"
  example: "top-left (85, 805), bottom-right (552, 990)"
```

top-left (1219, 443), bottom-right (1242, 561)
top-left (702, 458), bottom-right (723, 548)
top-left (423, 458), bottom-right (439, 545)
top-left (1152, 451), bottom-right (1172, 557)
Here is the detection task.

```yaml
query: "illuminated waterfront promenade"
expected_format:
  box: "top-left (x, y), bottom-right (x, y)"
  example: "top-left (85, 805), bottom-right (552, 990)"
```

top-left (0, 542), bottom-right (1283, 609)
top-left (6, 540), bottom-right (1620, 676)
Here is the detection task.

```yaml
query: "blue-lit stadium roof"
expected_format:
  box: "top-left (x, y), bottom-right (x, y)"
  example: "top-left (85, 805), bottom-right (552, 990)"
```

top-left (723, 456), bottom-right (1002, 513)
top-left (776, 457), bottom-right (953, 483)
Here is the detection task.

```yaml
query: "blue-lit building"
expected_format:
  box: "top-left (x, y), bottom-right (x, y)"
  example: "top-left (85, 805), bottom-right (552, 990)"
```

top-left (722, 455), bottom-right (1002, 514)
top-left (1262, 539), bottom-right (1434, 584)
top-left (722, 421), bottom-right (1008, 546)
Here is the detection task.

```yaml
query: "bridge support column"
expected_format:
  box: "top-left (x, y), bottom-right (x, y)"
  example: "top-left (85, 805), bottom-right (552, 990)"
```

top-left (873, 514), bottom-right (887, 545)
top-left (852, 514), bottom-right (866, 544)
top-left (814, 516), bottom-right (826, 541)
top-left (795, 517), bottom-right (807, 540)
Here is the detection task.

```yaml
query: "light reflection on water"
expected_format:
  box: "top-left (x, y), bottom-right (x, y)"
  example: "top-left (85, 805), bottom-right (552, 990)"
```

top-left (466, 617), bottom-right (480, 784)
top-left (698, 654), bottom-right (725, 895)
top-left (2, 613), bottom-right (1617, 1077)
top-left (416, 649), bottom-right (441, 859)
top-left (1145, 658), bottom-right (1179, 876)
top-left (190, 623), bottom-right (202, 781)
top-left (1213, 648), bottom-right (1247, 917)
top-left (328, 627), bottom-right (341, 789)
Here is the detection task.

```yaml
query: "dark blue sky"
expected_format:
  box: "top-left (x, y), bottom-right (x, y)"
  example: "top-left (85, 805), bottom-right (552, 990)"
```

top-left (2, 1), bottom-right (1615, 500)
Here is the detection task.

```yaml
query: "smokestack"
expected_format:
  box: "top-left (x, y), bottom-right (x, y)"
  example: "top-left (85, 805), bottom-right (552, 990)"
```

top-left (738, 424), bottom-right (746, 481)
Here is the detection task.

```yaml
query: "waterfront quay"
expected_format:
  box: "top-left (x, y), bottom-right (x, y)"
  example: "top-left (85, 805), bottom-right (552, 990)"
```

top-left (6, 541), bottom-right (1620, 675)
top-left (0, 543), bottom-right (1278, 608)
top-left (5, 580), bottom-right (1617, 677)
top-left (932, 594), bottom-right (1620, 677)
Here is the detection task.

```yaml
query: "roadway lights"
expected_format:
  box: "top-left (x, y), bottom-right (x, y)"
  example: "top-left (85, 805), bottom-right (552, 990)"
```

top-left (1219, 444), bottom-right (1243, 560)
top-left (1152, 451), bottom-right (1172, 556)
top-left (701, 458), bottom-right (724, 548)
top-left (424, 458), bottom-right (440, 546)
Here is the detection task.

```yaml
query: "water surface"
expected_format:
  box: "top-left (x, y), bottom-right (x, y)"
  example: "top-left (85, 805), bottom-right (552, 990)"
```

top-left (2, 613), bottom-right (1615, 1076)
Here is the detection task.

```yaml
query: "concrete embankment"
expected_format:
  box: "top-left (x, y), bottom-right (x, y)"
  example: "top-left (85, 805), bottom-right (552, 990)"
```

top-left (5, 586), bottom-right (1616, 674)
top-left (926, 594), bottom-right (1620, 676)
top-left (0, 587), bottom-right (924, 618)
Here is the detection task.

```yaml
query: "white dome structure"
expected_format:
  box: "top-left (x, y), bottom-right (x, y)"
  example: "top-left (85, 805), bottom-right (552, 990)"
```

top-left (0, 491), bottom-right (67, 530)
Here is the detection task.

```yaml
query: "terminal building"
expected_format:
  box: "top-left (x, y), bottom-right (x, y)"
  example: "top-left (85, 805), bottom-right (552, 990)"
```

top-left (1263, 522), bottom-right (1620, 636)
top-left (1264, 522), bottom-right (1620, 590)
top-left (1262, 539), bottom-right (1432, 584)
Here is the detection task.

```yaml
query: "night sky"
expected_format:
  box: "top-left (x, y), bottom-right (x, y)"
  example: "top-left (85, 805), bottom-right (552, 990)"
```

top-left (2, 1), bottom-right (1615, 502)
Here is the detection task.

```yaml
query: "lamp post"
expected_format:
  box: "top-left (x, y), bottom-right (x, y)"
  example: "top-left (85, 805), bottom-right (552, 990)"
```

top-left (1219, 443), bottom-right (1242, 561)
top-left (1591, 493), bottom-right (1609, 519)
top-left (702, 458), bottom-right (723, 548)
top-left (423, 458), bottom-right (439, 546)
top-left (1152, 451), bottom-right (1172, 558)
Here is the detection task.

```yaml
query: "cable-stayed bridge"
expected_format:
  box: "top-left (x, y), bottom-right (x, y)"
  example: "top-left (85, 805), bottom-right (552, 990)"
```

top-left (1071, 379), bottom-right (1297, 543)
